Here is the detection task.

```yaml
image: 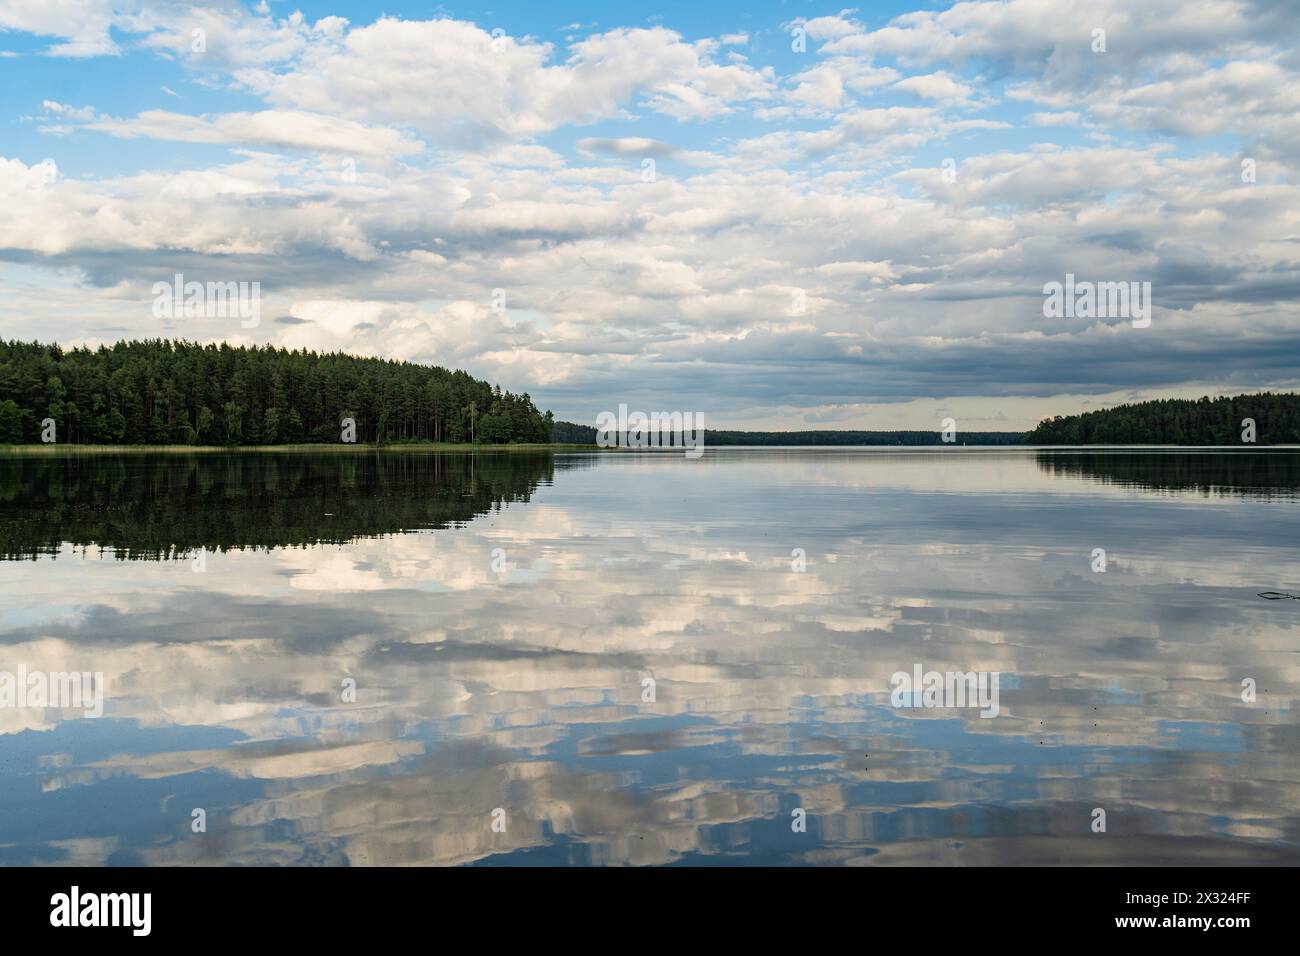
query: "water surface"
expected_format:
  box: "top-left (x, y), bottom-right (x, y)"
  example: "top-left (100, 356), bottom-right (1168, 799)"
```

top-left (1, 448), bottom-right (1298, 865)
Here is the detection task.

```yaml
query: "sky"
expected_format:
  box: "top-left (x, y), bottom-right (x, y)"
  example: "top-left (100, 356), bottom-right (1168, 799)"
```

top-left (0, 0), bottom-right (1297, 431)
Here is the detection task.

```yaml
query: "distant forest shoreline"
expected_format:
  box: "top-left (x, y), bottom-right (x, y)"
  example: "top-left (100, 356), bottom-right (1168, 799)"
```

top-left (553, 393), bottom-right (1300, 446)
top-left (2, 340), bottom-right (1297, 447)
top-left (550, 421), bottom-right (1023, 446)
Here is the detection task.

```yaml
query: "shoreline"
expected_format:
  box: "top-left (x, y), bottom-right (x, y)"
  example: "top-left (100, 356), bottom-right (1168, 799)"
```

top-left (3, 443), bottom-right (1299, 455)
top-left (0, 443), bottom-right (597, 454)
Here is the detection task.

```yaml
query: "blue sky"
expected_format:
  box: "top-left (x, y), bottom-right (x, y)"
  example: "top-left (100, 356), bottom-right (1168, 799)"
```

top-left (1, 1), bottom-right (1098, 175)
top-left (1, 0), bottom-right (1297, 429)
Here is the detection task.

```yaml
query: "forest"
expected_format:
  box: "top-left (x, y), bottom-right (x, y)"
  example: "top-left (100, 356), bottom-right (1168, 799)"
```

top-left (558, 393), bottom-right (1300, 446)
top-left (4, 339), bottom-right (1297, 450)
top-left (1024, 393), bottom-right (1300, 445)
top-left (0, 339), bottom-right (554, 445)
top-left (549, 421), bottom-right (1024, 445)
top-left (699, 428), bottom-right (1024, 445)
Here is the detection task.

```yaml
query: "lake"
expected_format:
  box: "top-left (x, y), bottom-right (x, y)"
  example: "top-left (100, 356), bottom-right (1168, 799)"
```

top-left (1, 448), bottom-right (1298, 866)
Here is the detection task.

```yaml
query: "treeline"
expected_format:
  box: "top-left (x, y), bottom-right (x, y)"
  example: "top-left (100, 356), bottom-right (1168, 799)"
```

top-left (703, 429), bottom-right (1023, 445)
top-left (1025, 393), bottom-right (1300, 445)
top-left (555, 393), bottom-right (1300, 446)
top-left (0, 339), bottom-right (554, 446)
top-left (550, 421), bottom-right (1023, 445)
top-left (552, 420), bottom-right (599, 444)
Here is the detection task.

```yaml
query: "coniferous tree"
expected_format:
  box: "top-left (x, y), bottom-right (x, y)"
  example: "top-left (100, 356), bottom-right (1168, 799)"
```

top-left (1024, 394), bottom-right (1300, 445)
top-left (0, 339), bottom-right (554, 445)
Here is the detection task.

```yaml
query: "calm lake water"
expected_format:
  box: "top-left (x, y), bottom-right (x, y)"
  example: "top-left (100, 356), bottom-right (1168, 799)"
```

top-left (1, 448), bottom-right (1298, 866)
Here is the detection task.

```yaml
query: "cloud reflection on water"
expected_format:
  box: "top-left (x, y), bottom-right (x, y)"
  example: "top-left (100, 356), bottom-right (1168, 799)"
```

top-left (1, 449), bottom-right (1298, 865)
